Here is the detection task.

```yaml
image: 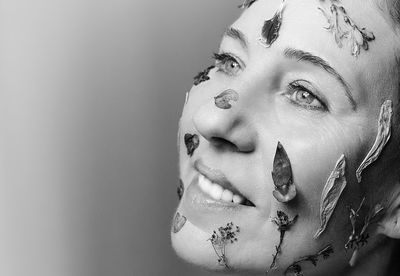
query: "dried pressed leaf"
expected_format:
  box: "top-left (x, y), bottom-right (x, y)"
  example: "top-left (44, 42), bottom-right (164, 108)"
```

top-left (193, 66), bottom-right (215, 86)
top-left (272, 184), bottom-right (297, 203)
top-left (184, 133), bottom-right (200, 157)
top-left (314, 154), bottom-right (347, 238)
top-left (272, 142), bottom-right (293, 188)
top-left (259, 1), bottom-right (285, 47)
top-left (185, 91), bottom-right (189, 104)
top-left (177, 179), bottom-right (184, 200)
top-left (172, 212), bottom-right (187, 233)
top-left (238, 0), bottom-right (257, 9)
top-left (214, 89), bottom-right (239, 109)
top-left (319, 4), bottom-right (375, 57)
top-left (356, 100), bottom-right (393, 182)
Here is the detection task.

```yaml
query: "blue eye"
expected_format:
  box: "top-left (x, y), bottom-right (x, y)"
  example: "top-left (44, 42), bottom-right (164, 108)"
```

top-left (213, 52), bottom-right (242, 76)
top-left (286, 81), bottom-right (327, 111)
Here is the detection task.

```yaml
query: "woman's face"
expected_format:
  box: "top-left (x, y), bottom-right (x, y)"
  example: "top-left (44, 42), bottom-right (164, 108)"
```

top-left (172, 0), bottom-right (399, 275)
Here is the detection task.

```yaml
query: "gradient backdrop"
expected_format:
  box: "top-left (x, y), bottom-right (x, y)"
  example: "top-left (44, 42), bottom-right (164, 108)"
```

top-left (0, 0), bottom-right (242, 275)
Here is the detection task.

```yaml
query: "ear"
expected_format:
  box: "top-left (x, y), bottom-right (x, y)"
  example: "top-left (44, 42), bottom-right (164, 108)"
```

top-left (377, 189), bottom-right (400, 239)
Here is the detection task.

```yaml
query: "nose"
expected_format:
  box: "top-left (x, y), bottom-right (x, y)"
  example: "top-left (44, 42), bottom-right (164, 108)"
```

top-left (192, 92), bottom-right (256, 153)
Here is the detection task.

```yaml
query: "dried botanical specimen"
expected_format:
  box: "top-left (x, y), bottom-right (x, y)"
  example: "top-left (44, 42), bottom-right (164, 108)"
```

top-left (177, 179), bottom-right (184, 200)
top-left (271, 142), bottom-right (297, 203)
top-left (185, 91), bottom-right (189, 104)
top-left (193, 66), bottom-right (215, 86)
top-left (238, 0), bottom-right (257, 9)
top-left (172, 212), bottom-right (187, 233)
top-left (214, 89), bottom-right (239, 109)
top-left (319, 3), bottom-right (375, 57)
top-left (267, 211), bottom-right (299, 274)
top-left (208, 222), bottom-right (240, 269)
top-left (314, 154), bottom-right (347, 238)
top-left (356, 100), bottom-right (393, 182)
top-left (284, 244), bottom-right (334, 276)
top-left (345, 198), bottom-right (384, 266)
top-left (259, 0), bottom-right (286, 48)
top-left (184, 133), bottom-right (200, 157)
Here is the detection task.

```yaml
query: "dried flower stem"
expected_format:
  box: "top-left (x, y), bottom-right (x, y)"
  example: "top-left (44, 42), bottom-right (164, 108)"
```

top-left (267, 211), bottom-right (298, 274)
top-left (345, 197), bottom-right (384, 266)
top-left (284, 244), bottom-right (334, 276)
top-left (208, 222), bottom-right (240, 269)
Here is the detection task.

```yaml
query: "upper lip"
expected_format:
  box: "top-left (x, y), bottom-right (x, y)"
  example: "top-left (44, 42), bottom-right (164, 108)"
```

top-left (194, 159), bottom-right (255, 206)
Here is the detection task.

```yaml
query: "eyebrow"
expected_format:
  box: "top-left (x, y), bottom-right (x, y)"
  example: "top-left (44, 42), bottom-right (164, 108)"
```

top-left (223, 27), bottom-right (248, 49)
top-left (284, 47), bottom-right (357, 110)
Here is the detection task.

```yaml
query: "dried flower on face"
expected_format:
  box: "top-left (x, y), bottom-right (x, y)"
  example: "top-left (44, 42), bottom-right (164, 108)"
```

top-left (319, 3), bottom-right (375, 57)
top-left (177, 179), bottom-right (184, 200)
top-left (208, 222), bottom-right (240, 269)
top-left (214, 89), bottom-right (239, 109)
top-left (356, 100), bottom-right (393, 182)
top-left (238, 0), bottom-right (257, 9)
top-left (172, 212), bottom-right (187, 233)
top-left (184, 133), bottom-right (199, 157)
top-left (345, 198), bottom-right (384, 266)
top-left (271, 142), bottom-right (297, 203)
top-left (258, 0), bottom-right (285, 48)
top-left (193, 66), bottom-right (215, 86)
top-left (267, 211), bottom-right (298, 273)
top-left (285, 244), bottom-right (334, 276)
top-left (315, 154), bottom-right (347, 238)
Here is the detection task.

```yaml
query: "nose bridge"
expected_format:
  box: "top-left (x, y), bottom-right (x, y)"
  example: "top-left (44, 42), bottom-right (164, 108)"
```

top-left (192, 88), bottom-right (256, 152)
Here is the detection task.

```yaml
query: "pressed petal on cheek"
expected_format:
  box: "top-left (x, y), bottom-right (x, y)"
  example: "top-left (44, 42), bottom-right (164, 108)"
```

top-left (314, 154), bottom-right (347, 239)
top-left (356, 100), bottom-right (393, 182)
top-left (271, 142), bottom-right (297, 203)
top-left (172, 212), bottom-right (187, 234)
top-left (184, 133), bottom-right (200, 157)
top-left (214, 89), bottom-right (239, 109)
top-left (177, 179), bottom-right (184, 200)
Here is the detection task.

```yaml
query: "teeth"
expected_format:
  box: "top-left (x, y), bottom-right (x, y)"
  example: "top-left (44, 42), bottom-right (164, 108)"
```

top-left (221, 189), bottom-right (233, 202)
top-left (233, 194), bottom-right (244, 204)
top-left (198, 174), bottom-right (244, 204)
top-left (210, 184), bottom-right (223, 200)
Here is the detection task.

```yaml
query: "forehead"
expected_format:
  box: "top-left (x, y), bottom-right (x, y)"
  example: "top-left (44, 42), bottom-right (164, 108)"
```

top-left (230, 0), bottom-right (399, 104)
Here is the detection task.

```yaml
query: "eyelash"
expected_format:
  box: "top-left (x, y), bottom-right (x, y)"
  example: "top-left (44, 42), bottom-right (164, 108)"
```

top-left (286, 81), bottom-right (328, 112)
top-left (212, 52), bottom-right (242, 76)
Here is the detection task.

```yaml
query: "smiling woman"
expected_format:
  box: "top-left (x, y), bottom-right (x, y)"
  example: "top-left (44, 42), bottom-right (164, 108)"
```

top-left (171, 0), bottom-right (400, 275)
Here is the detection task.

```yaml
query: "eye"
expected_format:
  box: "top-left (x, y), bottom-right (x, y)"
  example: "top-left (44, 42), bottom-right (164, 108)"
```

top-left (213, 52), bottom-right (242, 76)
top-left (286, 80), bottom-right (328, 111)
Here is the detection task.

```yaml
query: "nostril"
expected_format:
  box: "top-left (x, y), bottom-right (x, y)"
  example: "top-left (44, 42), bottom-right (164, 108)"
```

top-left (210, 137), bottom-right (239, 152)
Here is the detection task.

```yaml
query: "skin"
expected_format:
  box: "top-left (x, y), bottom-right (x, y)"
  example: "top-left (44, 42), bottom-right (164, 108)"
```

top-left (172, 0), bottom-right (400, 275)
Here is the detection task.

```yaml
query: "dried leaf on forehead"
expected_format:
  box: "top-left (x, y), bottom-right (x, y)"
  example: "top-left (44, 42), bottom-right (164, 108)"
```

top-left (214, 89), bottom-right (239, 109)
top-left (314, 154), bottom-right (347, 239)
top-left (318, 3), bottom-right (375, 57)
top-left (193, 66), bottom-right (215, 86)
top-left (172, 212), bottom-right (187, 233)
top-left (258, 1), bottom-right (285, 48)
top-left (356, 100), bottom-right (393, 183)
top-left (238, 0), bottom-right (257, 9)
top-left (177, 179), bottom-right (184, 200)
top-left (184, 133), bottom-right (200, 157)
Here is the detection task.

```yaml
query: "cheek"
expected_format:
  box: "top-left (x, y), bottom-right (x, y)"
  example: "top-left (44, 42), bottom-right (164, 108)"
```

top-left (264, 114), bottom-right (365, 217)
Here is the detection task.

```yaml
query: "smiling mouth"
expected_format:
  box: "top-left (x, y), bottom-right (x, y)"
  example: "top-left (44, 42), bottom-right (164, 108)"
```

top-left (194, 160), bottom-right (255, 207)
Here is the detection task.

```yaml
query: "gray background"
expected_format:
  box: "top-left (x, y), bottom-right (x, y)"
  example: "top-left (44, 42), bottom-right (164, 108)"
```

top-left (0, 0), bottom-right (239, 275)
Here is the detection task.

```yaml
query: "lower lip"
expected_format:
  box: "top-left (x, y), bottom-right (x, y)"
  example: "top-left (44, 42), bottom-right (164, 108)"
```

top-left (181, 174), bottom-right (254, 230)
